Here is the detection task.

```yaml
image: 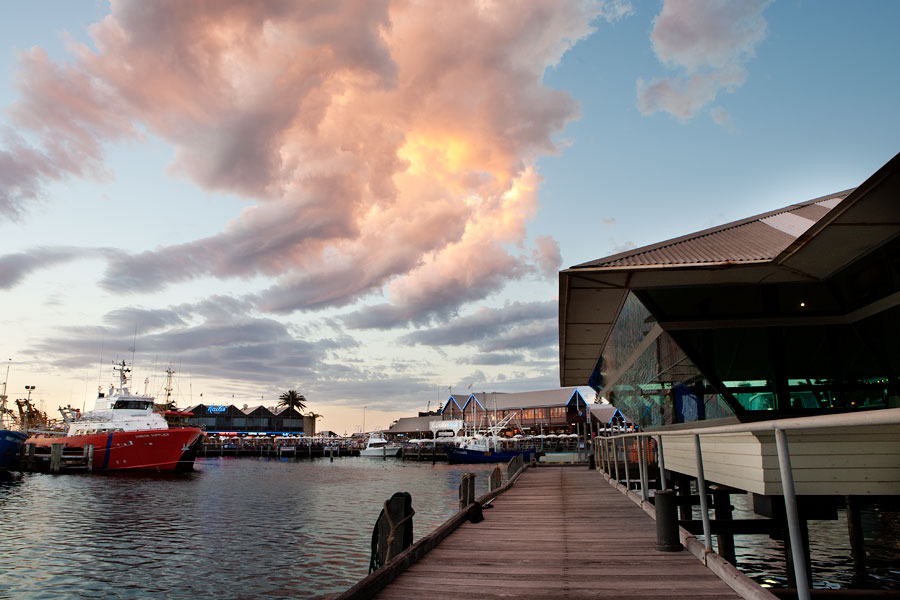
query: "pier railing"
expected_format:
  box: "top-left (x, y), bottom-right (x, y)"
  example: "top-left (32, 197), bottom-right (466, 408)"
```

top-left (596, 407), bottom-right (900, 600)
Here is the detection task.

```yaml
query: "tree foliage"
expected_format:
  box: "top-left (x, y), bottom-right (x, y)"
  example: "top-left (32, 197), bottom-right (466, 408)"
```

top-left (278, 390), bottom-right (307, 414)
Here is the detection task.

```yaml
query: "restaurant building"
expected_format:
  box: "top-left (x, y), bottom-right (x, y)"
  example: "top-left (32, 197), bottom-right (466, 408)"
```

top-left (437, 388), bottom-right (593, 435)
top-left (559, 153), bottom-right (900, 502)
top-left (559, 152), bottom-right (900, 429)
top-left (185, 404), bottom-right (316, 436)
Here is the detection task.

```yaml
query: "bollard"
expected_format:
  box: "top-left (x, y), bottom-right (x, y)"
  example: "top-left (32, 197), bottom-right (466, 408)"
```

top-left (589, 452), bottom-right (596, 470)
top-left (50, 443), bottom-right (64, 474)
top-left (655, 489), bottom-right (683, 551)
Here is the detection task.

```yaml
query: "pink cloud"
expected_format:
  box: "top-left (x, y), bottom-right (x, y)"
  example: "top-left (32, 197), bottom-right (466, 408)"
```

top-left (637, 0), bottom-right (771, 121)
top-left (2, 0), bottom-right (614, 325)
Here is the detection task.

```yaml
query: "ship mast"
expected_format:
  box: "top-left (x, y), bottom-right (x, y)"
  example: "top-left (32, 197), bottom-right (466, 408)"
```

top-left (164, 367), bottom-right (176, 408)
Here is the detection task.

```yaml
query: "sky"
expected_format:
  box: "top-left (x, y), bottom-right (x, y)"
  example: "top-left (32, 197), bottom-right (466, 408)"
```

top-left (1, 0), bottom-right (898, 435)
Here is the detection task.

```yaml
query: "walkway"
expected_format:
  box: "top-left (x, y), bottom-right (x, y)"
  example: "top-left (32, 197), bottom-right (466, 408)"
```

top-left (374, 466), bottom-right (742, 599)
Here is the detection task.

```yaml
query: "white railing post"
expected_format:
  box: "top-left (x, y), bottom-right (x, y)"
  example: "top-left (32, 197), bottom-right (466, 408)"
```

top-left (693, 434), bottom-right (712, 554)
top-left (624, 437), bottom-right (632, 491)
top-left (639, 434), bottom-right (649, 501)
top-left (656, 435), bottom-right (667, 491)
top-left (775, 427), bottom-right (810, 600)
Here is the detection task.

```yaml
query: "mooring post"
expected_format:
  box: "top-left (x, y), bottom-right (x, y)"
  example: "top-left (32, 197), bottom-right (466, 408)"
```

top-left (459, 472), bottom-right (476, 509)
top-left (85, 444), bottom-right (94, 472)
top-left (26, 442), bottom-right (36, 470)
top-left (654, 489), bottom-right (683, 552)
top-left (693, 434), bottom-right (712, 554)
top-left (432, 440), bottom-right (436, 465)
top-left (330, 446), bottom-right (334, 462)
top-left (50, 443), bottom-right (63, 474)
top-left (775, 427), bottom-right (810, 600)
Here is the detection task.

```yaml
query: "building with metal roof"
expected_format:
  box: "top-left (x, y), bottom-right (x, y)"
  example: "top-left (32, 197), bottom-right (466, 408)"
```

top-left (559, 152), bottom-right (900, 428)
top-left (185, 403), bottom-right (316, 436)
top-left (438, 388), bottom-right (592, 434)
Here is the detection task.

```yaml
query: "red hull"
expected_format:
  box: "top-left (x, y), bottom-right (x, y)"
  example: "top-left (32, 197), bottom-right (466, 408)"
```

top-left (27, 428), bottom-right (204, 472)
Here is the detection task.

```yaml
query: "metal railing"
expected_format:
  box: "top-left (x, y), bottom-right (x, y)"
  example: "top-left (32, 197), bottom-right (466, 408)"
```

top-left (595, 407), bottom-right (900, 600)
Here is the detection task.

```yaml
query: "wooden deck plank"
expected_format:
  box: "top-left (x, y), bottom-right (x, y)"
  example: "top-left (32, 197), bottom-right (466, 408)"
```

top-left (373, 466), bottom-right (743, 599)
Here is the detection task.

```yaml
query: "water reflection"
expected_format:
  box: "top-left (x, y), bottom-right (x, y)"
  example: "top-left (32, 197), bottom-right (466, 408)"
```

top-left (722, 494), bottom-right (900, 590)
top-left (1, 457), bottom-right (501, 599)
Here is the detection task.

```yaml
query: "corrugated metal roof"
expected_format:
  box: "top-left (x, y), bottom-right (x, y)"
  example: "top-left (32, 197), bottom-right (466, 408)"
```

top-left (574, 189), bottom-right (854, 270)
top-left (470, 388), bottom-right (584, 410)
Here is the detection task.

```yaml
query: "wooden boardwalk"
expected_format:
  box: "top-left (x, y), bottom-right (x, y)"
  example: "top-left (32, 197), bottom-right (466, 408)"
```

top-left (374, 466), bottom-right (742, 599)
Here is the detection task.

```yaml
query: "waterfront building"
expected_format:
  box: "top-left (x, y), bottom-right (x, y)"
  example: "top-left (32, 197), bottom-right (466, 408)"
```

top-left (442, 388), bottom-right (592, 434)
top-left (185, 403), bottom-right (317, 436)
top-left (559, 152), bottom-right (900, 497)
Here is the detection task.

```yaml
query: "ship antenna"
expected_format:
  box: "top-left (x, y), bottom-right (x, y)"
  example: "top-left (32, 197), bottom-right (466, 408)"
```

top-left (2, 358), bottom-right (10, 399)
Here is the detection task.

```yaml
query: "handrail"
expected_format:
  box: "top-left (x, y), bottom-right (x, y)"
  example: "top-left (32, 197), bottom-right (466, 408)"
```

top-left (595, 406), bottom-right (900, 600)
top-left (601, 407), bottom-right (900, 439)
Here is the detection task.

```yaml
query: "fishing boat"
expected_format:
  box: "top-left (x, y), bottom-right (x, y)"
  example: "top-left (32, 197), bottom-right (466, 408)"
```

top-left (360, 432), bottom-right (402, 457)
top-left (444, 412), bottom-right (536, 464)
top-left (25, 361), bottom-right (204, 472)
top-left (0, 366), bottom-right (27, 471)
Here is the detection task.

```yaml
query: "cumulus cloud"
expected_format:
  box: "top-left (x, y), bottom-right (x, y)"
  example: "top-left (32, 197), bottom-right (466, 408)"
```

top-left (399, 300), bottom-right (557, 351)
top-left (637, 0), bottom-right (771, 121)
top-left (2, 0), bottom-right (615, 325)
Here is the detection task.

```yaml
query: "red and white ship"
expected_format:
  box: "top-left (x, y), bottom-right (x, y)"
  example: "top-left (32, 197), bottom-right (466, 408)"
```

top-left (27, 362), bottom-right (203, 472)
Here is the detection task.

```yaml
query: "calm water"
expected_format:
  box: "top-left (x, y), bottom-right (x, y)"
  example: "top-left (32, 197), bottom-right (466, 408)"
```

top-left (2, 459), bottom-right (898, 599)
top-left (0, 457), bottom-right (502, 599)
top-left (706, 494), bottom-right (900, 591)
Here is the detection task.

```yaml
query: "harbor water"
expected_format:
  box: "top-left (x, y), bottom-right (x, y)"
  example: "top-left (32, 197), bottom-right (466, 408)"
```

top-left (0, 457), bottom-right (502, 599)
top-left (1, 457), bottom-right (898, 598)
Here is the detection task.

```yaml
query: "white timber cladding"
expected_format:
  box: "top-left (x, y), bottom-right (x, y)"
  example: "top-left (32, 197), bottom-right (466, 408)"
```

top-left (660, 424), bottom-right (900, 496)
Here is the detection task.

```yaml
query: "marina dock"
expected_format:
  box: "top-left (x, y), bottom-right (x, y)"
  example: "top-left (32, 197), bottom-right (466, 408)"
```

top-left (346, 464), bottom-right (765, 600)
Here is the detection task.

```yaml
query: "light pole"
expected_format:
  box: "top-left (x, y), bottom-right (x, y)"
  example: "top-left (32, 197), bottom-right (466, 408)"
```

top-left (363, 405), bottom-right (367, 434)
top-left (25, 385), bottom-right (35, 401)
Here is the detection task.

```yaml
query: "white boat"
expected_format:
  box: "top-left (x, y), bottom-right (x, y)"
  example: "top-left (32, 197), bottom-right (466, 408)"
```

top-left (360, 432), bottom-right (402, 457)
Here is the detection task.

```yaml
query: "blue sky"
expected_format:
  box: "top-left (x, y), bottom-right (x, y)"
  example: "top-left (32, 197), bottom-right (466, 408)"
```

top-left (1, 1), bottom-right (898, 434)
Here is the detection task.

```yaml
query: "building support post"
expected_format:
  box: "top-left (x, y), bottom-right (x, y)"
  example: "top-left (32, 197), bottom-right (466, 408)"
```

top-left (711, 485), bottom-right (736, 565)
top-left (845, 495), bottom-right (867, 585)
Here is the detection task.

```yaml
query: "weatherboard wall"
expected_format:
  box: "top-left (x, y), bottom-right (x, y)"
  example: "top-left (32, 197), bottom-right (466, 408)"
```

top-left (660, 424), bottom-right (900, 496)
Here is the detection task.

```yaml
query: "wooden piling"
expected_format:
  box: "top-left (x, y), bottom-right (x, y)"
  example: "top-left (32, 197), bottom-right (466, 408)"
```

top-left (85, 444), bottom-right (94, 472)
top-left (845, 495), bottom-right (867, 584)
top-left (50, 443), bottom-right (64, 473)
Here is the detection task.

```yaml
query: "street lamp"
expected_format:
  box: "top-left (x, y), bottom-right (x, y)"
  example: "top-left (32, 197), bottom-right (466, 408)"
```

top-left (363, 405), bottom-right (367, 434)
top-left (25, 385), bottom-right (35, 401)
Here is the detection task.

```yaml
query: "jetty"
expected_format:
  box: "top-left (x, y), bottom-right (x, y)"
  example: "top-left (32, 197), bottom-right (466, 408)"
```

top-left (341, 463), bottom-right (767, 600)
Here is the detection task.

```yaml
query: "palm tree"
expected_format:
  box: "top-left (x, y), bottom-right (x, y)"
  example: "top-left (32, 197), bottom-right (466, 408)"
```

top-left (278, 390), bottom-right (307, 415)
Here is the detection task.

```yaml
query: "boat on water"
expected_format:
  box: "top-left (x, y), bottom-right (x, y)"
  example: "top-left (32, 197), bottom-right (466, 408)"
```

top-left (25, 361), bottom-right (204, 472)
top-left (444, 412), bottom-right (536, 464)
top-left (360, 432), bottom-right (402, 457)
top-left (0, 367), bottom-right (28, 471)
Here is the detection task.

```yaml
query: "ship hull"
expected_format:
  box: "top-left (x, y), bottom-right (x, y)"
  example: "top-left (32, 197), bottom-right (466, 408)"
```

top-left (1, 430), bottom-right (28, 470)
top-left (27, 428), bottom-right (204, 472)
top-left (445, 447), bottom-right (535, 464)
